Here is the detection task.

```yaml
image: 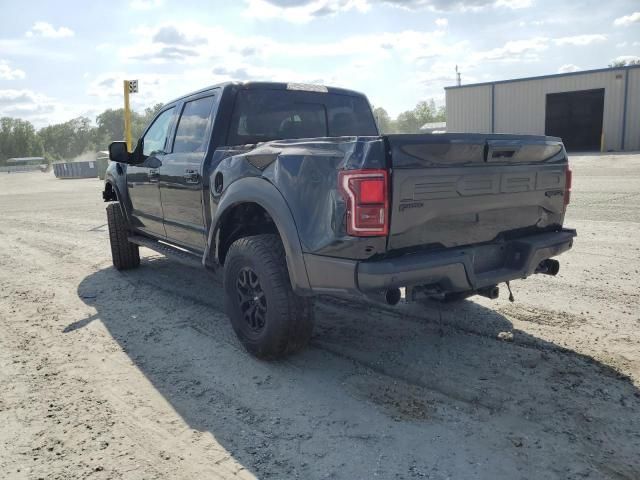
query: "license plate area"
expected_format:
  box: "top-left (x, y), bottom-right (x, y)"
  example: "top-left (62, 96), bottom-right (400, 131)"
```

top-left (472, 242), bottom-right (529, 274)
top-left (472, 244), bottom-right (506, 273)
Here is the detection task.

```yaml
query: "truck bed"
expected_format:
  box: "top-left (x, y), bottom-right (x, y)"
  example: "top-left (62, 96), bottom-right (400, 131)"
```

top-left (233, 133), bottom-right (570, 258)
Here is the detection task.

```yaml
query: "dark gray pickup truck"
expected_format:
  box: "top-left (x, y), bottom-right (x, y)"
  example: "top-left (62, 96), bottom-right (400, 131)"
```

top-left (104, 81), bottom-right (576, 359)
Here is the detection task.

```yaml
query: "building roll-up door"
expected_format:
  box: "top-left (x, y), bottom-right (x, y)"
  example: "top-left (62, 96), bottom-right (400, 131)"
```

top-left (545, 88), bottom-right (605, 152)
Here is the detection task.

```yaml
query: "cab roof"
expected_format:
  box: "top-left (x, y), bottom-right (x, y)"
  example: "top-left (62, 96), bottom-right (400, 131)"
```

top-left (165, 81), bottom-right (368, 106)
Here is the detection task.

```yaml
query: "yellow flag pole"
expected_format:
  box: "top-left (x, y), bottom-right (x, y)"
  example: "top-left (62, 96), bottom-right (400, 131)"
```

top-left (123, 80), bottom-right (132, 152)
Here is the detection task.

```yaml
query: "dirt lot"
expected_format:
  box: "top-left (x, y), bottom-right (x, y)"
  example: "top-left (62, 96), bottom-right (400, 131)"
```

top-left (1, 153), bottom-right (639, 479)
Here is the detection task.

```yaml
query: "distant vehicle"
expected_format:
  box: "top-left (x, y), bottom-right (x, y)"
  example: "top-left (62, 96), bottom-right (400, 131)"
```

top-left (103, 81), bottom-right (576, 359)
top-left (420, 121), bottom-right (447, 133)
top-left (1, 157), bottom-right (47, 173)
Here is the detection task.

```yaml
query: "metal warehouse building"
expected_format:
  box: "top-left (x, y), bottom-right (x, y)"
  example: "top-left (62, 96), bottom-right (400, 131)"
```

top-left (445, 65), bottom-right (640, 152)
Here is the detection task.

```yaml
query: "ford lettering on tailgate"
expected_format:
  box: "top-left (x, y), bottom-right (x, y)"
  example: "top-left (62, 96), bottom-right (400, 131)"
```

top-left (400, 168), bottom-right (564, 202)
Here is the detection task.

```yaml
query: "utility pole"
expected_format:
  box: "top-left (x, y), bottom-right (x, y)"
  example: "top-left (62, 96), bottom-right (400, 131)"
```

top-left (455, 65), bottom-right (461, 87)
top-left (123, 80), bottom-right (138, 152)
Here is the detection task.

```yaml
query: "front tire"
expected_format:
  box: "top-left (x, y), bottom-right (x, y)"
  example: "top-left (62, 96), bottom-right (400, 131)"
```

top-left (223, 234), bottom-right (314, 359)
top-left (106, 203), bottom-right (140, 270)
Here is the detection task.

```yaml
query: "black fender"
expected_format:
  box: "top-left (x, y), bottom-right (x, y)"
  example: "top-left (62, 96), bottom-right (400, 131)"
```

top-left (104, 163), bottom-right (132, 225)
top-left (203, 176), bottom-right (312, 295)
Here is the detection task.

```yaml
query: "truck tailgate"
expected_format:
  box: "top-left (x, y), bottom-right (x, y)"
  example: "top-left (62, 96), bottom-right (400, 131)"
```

top-left (386, 134), bottom-right (569, 251)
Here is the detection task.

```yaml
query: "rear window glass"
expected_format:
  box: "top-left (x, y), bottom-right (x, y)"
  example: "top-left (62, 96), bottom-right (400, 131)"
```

top-left (227, 89), bottom-right (377, 145)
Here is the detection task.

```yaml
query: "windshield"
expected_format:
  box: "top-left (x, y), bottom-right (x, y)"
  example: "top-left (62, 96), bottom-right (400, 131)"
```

top-left (227, 89), bottom-right (378, 145)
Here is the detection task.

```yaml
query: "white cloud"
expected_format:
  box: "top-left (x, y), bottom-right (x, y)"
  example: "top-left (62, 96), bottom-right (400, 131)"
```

top-left (618, 41), bottom-right (640, 48)
top-left (474, 37), bottom-right (548, 62)
top-left (417, 61), bottom-right (459, 85)
top-left (25, 22), bottom-right (74, 39)
top-left (0, 38), bottom-right (74, 60)
top-left (243, 0), bottom-right (531, 22)
top-left (613, 11), bottom-right (640, 27)
top-left (519, 18), bottom-right (564, 28)
top-left (435, 17), bottom-right (448, 27)
top-left (0, 89), bottom-right (60, 126)
top-left (84, 64), bottom-right (330, 115)
top-left (90, 21), bottom-right (471, 120)
top-left (0, 89), bottom-right (105, 127)
top-left (558, 64), bottom-right (580, 73)
top-left (0, 89), bottom-right (50, 108)
top-left (87, 72), bottom-right (166, 101)
top-left (379, 0), bottom-right (532, 11)
top-left (243, 0), bottom-right (369, 23)
top-left (466, 34), bottom-right (606, 65)
top-left (130, 0), bottom-right (163, 10)
top-left (114, 20), bottom-right (551, 115)
top-left (0, 60), bottom-right (26, 80)
top-left (554, 34), bottom-right (606, 46)
top-left (493, 0), bottom-right (531, 8)
top-left (96, 43), bottom-right (113, 52)
top-left (121, 22), bottom-right (454, 66)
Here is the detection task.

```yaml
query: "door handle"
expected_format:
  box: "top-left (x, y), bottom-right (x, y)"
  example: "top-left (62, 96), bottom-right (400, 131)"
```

top-left (148, 169), bottom-right (160, 183)
top-left (183, 169), bottom-right (200, 184)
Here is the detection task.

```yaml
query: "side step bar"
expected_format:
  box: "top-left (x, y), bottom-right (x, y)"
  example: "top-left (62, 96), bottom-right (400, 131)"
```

top-left (128, 235), bottom-right (202, 268)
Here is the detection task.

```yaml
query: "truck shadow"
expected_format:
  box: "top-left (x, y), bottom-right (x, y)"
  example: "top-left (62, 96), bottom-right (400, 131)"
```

top-left (73, 257), bottom-right (640, 479)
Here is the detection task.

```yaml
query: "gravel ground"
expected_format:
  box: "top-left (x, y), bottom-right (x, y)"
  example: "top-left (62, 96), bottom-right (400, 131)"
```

top-left (0, 153), bottom-right (639, 479)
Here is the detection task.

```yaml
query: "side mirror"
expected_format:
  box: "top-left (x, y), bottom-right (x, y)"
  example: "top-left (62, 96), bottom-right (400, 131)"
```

top-left (108, 141), bottom-right (131, 163)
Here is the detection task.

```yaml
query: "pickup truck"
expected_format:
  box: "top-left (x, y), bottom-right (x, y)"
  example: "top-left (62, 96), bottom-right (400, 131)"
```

top-left (104, 81), bottom-right (576, 359)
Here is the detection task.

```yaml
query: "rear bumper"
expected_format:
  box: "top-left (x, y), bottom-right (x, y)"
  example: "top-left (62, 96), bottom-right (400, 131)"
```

top-left (304, 228), bottom-right (576, 296)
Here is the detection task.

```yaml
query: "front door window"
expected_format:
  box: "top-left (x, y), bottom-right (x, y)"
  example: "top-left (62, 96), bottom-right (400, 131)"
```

top-left (143, 108), bottom-right (175, 156)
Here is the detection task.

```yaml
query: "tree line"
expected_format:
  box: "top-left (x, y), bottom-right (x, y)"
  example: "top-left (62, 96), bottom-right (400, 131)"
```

top-left (0, 104), bottom-right (163, 164)
top-left (373, 99), bottom-right (446, 134)
top-left (0, 98), bottom-right (445, 164)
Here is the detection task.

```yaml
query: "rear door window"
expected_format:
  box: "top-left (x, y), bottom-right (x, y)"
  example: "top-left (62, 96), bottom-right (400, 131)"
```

top-left (173, 95), bottom-right (216, 153)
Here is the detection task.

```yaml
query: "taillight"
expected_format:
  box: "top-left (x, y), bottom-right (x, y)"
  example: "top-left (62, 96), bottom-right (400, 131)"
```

top-left (338, 169), bottom-right (389, 236)
top-left (564, 167), bottom-right (572, 210)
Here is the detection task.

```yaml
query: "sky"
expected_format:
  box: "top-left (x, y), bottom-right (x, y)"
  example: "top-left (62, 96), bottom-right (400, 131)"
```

top-left (0, 0), bottom-right (639, 128)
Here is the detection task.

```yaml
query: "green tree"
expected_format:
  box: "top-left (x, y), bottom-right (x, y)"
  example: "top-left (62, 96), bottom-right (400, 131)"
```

top-left (394, 99), bottom-right (446, 134)
top-left (94, 102), bottom-right (163, 150)
top-left (609, 58), bottom-right (640, 68)
top-left (372, 107), bottom-right (395, 134)
top-left (132, 102), bottom-right (164, 142)
top-left (0, 117), bottom-right (43, 163)
top-left (38, 116), bottom-right (97, 160)
top-left (1, 103), bottom-right (166, 163)
top-left (142, 103), bottom-right (164, 126)
top-left (394, 110), bottom-right (419, 133)
top-left (94, 108), bottom-right (129, 148)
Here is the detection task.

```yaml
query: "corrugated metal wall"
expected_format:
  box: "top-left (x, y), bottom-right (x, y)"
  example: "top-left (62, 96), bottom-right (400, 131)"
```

top-left (446, 67), bottom-right (639, 151)
top-left (625, 68), bottom-right (640, 151)
top-left (445, 85), bottom-right (493, 133)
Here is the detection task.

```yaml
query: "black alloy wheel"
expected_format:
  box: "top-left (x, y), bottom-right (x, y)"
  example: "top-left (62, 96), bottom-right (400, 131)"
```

top-left (236, 267), bottom-right (267, 333)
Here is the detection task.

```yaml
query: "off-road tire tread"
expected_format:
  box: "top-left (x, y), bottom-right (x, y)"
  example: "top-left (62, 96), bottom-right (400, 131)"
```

top-left (106, 203), bottom-right (140, 270)
top-left (224, 234), bottom-right (314, 359)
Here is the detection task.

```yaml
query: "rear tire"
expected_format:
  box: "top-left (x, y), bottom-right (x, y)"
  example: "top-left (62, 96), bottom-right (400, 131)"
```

top-left (223, 234), bottom-right (314, 359)
top-left (106, 203), bottom-right (140, 270)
